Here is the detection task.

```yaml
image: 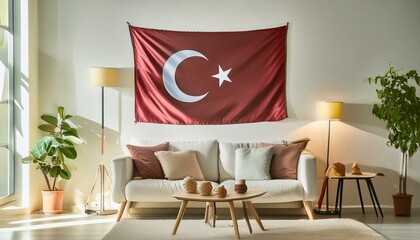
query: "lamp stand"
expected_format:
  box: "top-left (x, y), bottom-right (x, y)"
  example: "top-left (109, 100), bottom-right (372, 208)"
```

top-left (85, 86), bottom-right (117, 215)
top-left (314, 120), bottom-right (339, 215)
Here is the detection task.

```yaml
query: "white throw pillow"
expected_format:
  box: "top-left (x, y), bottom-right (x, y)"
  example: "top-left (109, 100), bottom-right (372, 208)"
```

top-left (155, 150), bottom-right (205, 180)
top-left (218, 142), bottom-right (258, 181)
top-left (235, 147), bottom-right (274, 180)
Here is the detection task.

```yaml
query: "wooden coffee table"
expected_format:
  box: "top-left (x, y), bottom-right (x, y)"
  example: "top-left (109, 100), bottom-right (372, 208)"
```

top-left (172, 190), bottom-right (266, 240)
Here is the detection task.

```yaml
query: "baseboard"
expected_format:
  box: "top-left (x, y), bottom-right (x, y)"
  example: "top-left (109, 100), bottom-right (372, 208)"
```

top-left (128, 202), bottom-right (308, 219)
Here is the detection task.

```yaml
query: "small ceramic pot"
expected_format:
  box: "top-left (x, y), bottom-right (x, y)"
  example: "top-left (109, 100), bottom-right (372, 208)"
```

top-left (182, 176), bottom-right (197, 193)
top-left (234, 179), bottom-right (247, 194)
top-left (198, 181), bottom-right (213, 196)
top-left (215, 185), bottom-right (227, 198)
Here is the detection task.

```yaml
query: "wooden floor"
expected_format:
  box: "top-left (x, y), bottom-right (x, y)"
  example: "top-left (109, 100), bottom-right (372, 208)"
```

top-left (0, 208), bottom-right (419, 240)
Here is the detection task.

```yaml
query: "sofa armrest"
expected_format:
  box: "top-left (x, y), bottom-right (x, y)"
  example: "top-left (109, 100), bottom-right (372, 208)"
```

top-left (297, 153), bottom-right (317, 201)
top-left (111, 155), bottom-right (134, 203)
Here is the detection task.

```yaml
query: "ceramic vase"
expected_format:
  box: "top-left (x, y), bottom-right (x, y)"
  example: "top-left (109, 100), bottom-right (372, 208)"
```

top-left (183, 176), bottom-right (197, 193)
top-left (215, 185), bottom-right (227, 198)
top-left (234, 179), bottom-right (247, 194)
top-left (198, 181), bottom-right (213, 196)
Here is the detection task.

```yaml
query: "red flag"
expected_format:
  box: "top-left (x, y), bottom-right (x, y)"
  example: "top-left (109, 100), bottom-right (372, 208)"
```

top-left (129, 25), bottom-right (288, 124)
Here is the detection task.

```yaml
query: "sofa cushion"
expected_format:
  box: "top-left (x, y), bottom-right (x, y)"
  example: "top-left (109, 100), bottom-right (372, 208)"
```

top-left (219, 142), bottom-right (258, 181)
top-left (126, 143), bottom-right (169, 179)
top-left (169, 140), bottom-right (219, 182)
top-left (220, 179), bottom-right (304, 203)
top-left (258, 140), bottom-right (308, 179)
top-left (235, 147), bottom-right (274, 180)
top-left (155, 150), bottom-right (205, 180)
top-left (125, 179), bottom-right (219, 202)
top-left (130, 140), bottom-right (219, 182)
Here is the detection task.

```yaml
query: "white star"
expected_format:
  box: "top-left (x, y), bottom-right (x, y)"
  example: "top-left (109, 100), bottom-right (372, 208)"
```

top-left (212, 65), bottom-right (232, 87)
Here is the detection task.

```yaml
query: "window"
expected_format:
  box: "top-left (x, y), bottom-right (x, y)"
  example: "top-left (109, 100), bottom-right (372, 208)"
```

top-left (0, 0), bottom-right (14, 205)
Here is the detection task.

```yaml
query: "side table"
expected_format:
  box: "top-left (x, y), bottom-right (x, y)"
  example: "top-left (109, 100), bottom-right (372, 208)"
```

top-left (329, 172), bottom-right (384, 218)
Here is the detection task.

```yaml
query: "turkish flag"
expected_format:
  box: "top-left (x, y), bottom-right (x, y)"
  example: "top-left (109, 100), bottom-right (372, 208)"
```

top-left (129, 24), bottom-right (288, 124)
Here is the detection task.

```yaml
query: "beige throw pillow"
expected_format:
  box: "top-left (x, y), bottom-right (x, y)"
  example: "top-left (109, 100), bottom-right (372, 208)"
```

top-left (154, 150), bottom-right (205, 180)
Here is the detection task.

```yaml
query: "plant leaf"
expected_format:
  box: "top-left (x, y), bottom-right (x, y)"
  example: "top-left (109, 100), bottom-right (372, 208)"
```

top-left (61, 122), bottom-right (71, 131)
top-left (50, 166), bottom-right (61, 178)
top-left (58, 106), bottom-right (64, 119)
top-left (64, 135), bottom-right (83, 145)
top-left (21, 156), bottom-right (34, 164)
top-left (63, 128), bottom-right (79, 137)
top-left (60, 169), bottom-right (71, 180)
top-left (61, 147), bottom-right (77, 159)
top-left (38, 124), bottom-right (56, 133)
top-left (41, 114), bottom-right (58, 126)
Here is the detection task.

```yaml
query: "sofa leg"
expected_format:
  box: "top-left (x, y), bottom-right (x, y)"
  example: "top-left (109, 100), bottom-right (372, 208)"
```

top-left (116, 201), bottom-right (126, 222)
top-left (303, 201), bottom-right (314, 220)
top-left (116, 201), bottom-right (132, 222)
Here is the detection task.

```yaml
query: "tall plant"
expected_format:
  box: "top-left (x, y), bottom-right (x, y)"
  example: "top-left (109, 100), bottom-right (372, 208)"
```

top-left (22, 106), bottom-right (83, 191)
top-left (367, 65), bottom-right (420, 195)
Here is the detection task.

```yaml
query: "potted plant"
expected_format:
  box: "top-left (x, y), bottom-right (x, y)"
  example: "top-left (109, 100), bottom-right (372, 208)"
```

top-left (367, 64), bottom-right (420, 216)
top-left (22, 106), bottom-right (82, 214)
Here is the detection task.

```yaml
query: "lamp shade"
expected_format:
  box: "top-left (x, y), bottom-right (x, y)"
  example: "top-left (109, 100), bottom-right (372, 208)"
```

top-left (90, 68), bottom-right (118, 87)
top-left (316, 101), bottom-right (343, 120)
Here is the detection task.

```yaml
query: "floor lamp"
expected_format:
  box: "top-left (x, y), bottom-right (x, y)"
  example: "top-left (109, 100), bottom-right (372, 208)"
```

top-left (85, 67), bottom-right (118, 215)
top-left (314, 101), bottom-right (343, 215)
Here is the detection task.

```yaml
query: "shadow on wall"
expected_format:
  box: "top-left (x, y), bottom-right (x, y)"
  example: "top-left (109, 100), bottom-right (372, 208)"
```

top-left (340, 103), bottom-right (420, 206)
top-left (289, 102), bottom-right (420, 207)
top-left (341, 103), bottom-right (387, 139)
top-left (58, 115), bottom-right (122, 212)
top-left (117, 68), bottom-right (134, 90)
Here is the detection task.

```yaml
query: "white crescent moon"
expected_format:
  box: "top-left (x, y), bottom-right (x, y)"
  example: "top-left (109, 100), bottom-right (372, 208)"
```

top-left (162, 50), bottom-right (209, 103)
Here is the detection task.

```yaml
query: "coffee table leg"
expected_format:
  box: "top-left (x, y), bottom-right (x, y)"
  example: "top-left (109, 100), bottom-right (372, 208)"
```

top-left (242, 201), bottom-right (252, 233)
top-left (212, 202), bottom-right (216, 227)
top-left (245, 201), bottom-right (266, 231)
top-left (172, 200), bottom-right (188, 235)
top-left (206, 202), bottom-right (216, 227)
top-left (228, 201), bottom-right (240, 240)
top-left (204, 202), bottom-right (210, 224)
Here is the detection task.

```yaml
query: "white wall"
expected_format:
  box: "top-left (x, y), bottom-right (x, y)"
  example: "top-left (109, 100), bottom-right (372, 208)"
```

top-left (34, 0), bottom-right (420, 211)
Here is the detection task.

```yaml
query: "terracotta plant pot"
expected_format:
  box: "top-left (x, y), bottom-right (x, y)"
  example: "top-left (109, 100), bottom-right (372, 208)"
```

top-left (392, 193), bottom-right (413, 217)
top-left (42, 190), bottom-right (64, 215)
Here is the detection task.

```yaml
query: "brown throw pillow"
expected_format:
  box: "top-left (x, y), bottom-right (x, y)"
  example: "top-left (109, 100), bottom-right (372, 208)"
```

top-left (257, 140), bottom-right (309, 179)
top-left (126, 143), bottom-right (169, 179)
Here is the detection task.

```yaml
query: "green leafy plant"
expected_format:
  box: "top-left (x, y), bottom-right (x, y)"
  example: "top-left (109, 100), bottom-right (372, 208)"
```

top-left (367, 65), bottom-right (420, 195)
top-left (22, 106), bottom-right (83, 191)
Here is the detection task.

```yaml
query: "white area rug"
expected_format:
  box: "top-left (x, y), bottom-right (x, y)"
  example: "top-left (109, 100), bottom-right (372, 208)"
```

top-left (102, 218), bottom-right (387, 240)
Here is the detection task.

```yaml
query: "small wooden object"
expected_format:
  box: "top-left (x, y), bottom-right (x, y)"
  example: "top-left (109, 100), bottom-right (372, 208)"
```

top-left (215, 185), bottom-right (227, 198)
top-left (183, 176), bottom-right (197, 193)
top-left (325, 162), bottom-right (345, 177)
top-left (351, 163), bottom-right (363, 175)
top-left (198, 181), bottom-right (212, 196)
top-left (234, 179), bottom-right (248, 194)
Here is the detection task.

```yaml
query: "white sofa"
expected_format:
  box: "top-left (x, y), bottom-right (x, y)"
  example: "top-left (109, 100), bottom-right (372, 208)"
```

top-left (111, 140), bottom-right (317, 221)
